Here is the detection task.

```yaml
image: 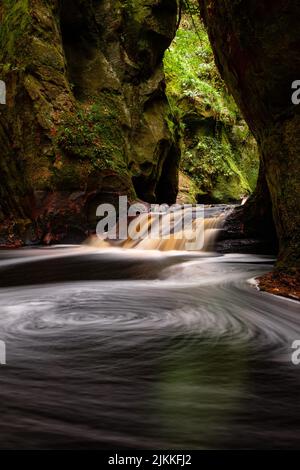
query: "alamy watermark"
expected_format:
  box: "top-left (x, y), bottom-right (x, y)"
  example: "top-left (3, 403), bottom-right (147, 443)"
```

top-left (0, 341), bottom-right (6, 365)
top-left (96, 197), bottom-right (205, 251)
top-left (291, 340), bottom-right (300, 365)
top-left (291, 80), bottom-right (300, 105)
top-left (0, 80), bottom-right (6, 105)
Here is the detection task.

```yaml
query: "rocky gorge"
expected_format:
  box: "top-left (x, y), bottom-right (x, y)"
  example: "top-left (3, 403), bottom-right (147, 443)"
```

top-left (0, 0), bottom-right (299, 294)
top-left (1, 1), bottom-right (300, 451)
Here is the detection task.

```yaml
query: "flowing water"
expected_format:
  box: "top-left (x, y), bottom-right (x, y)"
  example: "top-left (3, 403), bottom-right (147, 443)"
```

top-left (90, 204), bottom-right (225, 252)
top-left (0, 207), bottom-right (299, 449)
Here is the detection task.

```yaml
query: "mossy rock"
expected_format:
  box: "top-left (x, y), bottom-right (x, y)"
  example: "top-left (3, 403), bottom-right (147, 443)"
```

top-left (0, 0), bottom-right (181, 244)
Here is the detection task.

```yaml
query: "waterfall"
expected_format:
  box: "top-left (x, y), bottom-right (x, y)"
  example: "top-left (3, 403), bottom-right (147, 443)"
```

top-left (87, 205), bottom-right (227, 252)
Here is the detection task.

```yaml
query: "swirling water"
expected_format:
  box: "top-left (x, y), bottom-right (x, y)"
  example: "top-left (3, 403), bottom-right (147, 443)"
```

top-left (0, 245), bottom-right (299, 449)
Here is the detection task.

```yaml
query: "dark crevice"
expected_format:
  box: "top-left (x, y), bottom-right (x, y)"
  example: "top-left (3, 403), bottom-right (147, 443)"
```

top-left (60, 0), bottom-right (100, 100)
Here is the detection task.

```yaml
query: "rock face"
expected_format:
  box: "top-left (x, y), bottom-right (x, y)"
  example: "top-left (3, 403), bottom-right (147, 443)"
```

top-left (0, 0), bottom-right (180, 245)
top-left (178, 96), bottom-right (258, 203)
top-left (163, 8), bottom-right (259, 205)
top-left (177, 171), bottom-right (198, 204)
top-left (199, 0), bottom-right (300, 272)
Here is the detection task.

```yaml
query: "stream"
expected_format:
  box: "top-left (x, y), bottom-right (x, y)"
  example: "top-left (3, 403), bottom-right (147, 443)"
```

top-left (0, 213), bottom-right (299, 449)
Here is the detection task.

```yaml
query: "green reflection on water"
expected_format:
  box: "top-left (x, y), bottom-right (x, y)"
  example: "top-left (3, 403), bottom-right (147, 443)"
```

top-left (154, 336), bottom-right (249, 448)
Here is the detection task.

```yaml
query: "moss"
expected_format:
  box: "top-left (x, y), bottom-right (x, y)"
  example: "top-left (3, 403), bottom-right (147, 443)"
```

top-left (121, 0), bottom-right (178, 77)
top-left (0, 0), bottom-right (31, 64)
top-left (0, 0), bottom-right (180, 244)
top-left (54, 92), bottom-right (129, 176)
top-left (29, 37), bottom-right (64, 70)
top-left (229, 123), bottom-right (259, 192)
top-left (164, 1), bottom-right (259, 202)
top-left (123, 0), bottom-right (150, 24)
top-left (164, 9), bottom-right (237, 123)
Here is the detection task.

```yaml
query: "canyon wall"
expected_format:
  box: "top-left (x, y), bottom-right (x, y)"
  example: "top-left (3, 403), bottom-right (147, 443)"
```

top-left (0, 0), bottom-right (180, 244)
top-left (199, 0), bottom-right (300, 273)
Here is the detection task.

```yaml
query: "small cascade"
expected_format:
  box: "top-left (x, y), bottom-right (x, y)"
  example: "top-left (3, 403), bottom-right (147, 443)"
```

top-left (87, 205), bottom-right (228, 252)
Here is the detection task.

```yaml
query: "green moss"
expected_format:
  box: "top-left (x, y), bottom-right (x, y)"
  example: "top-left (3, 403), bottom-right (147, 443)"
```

top-left (182, 136), bottom-right (232, 185)
top-left (0, 0), bottom-right (31, 64)
top-left (164, 8), bottom-right (238, 123)
top-left (122, 0), bottom-right (149, 24)
top-left (164, 1), bottom-right (259, 202)
top-left (181, 131), bottom-right (257, 201)
top-left (54, 92), bottom-right (128, 175)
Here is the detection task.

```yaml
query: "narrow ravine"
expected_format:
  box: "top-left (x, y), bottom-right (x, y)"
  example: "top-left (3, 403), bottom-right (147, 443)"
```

top-left (0, 0), bottom-right (299, 452)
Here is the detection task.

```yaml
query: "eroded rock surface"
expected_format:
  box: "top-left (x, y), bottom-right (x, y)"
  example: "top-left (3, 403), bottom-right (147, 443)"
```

top-left (0, 0), bottom-right (180, 244)
top-left (199, 0), bottom-right (300, 276)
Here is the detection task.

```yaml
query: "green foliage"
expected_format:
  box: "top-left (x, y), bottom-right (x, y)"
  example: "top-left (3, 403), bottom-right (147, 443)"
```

top-left (182, 136), bottom-right (234, 188)
top-left (163, 4), bottom-right (259, 201)
top-left (229, 124), bottom-right (259, 191)
top-left (54, 94), bottom-right (128, 174)
top-left (0, 0), bottom-right (31, 63)
top-left (164, 13), bottom-right (237, 123)
top-left (122, 0), bottom-right (148, 24)
top-left (181, 135), bottom-right (254, 202)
